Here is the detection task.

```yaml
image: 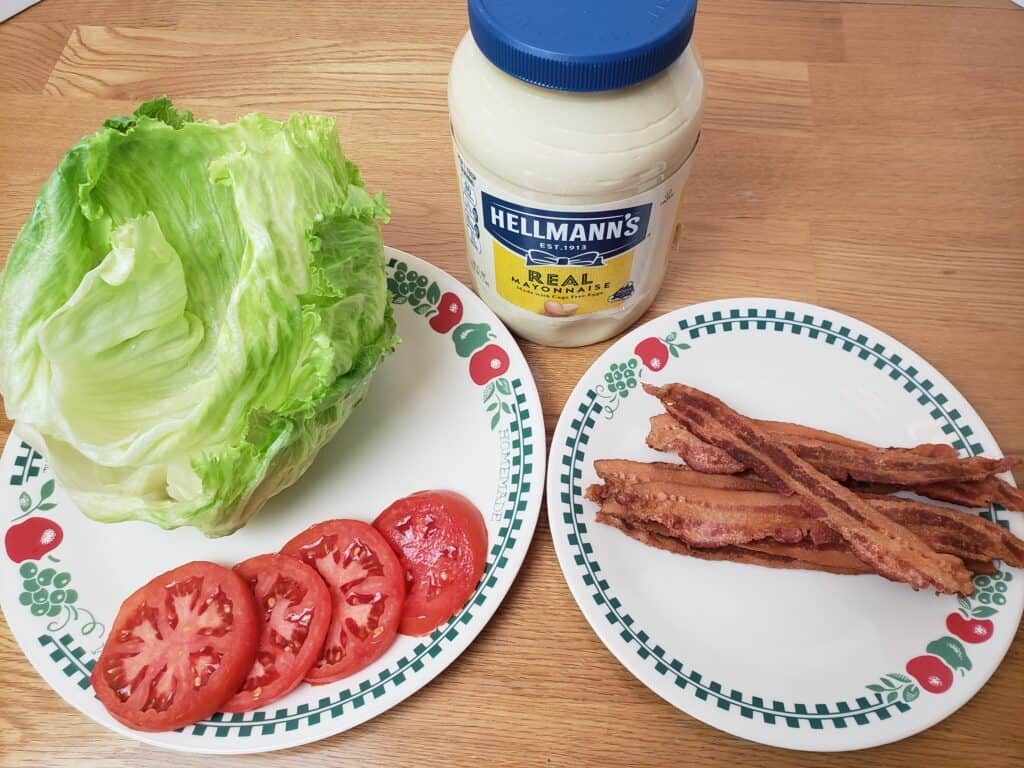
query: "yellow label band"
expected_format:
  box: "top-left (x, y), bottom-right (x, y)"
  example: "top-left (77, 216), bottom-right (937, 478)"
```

top-left (493, 242), bottom-right (634, 316)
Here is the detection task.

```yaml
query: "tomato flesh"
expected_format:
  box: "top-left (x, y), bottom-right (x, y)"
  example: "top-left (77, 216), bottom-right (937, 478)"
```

top-left (373, 490), bottom-right (488, 636)
top-left (220, 553), bottom-right (331, 713)
top-left (281, 520), bottom-right (404, 683)
top-left (91, 561), bottom-right (259, 731)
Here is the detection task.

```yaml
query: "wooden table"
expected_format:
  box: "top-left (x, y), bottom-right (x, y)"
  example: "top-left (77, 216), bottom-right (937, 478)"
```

top-left (1, 1), bottom-right (1022, 765)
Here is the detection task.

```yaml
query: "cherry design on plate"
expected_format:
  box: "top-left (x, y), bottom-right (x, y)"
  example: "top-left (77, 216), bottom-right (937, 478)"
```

top-left (429, 292), bottom-right (463, 334)
top-left (906, 655), bottom-right (954, 694)
top-left (5, 517), bottom-right (63, 563)
top-left (634, 337), bottom-right (669, 372)
top-left (469, 344), bottom-right (509, 385)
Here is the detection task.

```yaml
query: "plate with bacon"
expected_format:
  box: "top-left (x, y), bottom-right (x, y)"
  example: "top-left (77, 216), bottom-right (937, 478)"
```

top-left (547, 298), bottom-right (1023, 751)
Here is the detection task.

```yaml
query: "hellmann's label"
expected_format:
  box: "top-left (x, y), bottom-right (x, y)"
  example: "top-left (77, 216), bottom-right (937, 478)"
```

top-left (455, 146), bottom-right (694, 320)
top-left (483, 195), bottom-right (650, 316)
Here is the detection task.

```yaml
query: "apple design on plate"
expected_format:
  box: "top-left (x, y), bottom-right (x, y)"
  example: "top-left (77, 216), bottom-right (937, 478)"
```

top-left (906, 655), bottom-right (954, 694)
top-left (5, 517), bottom-right (63, 563)
top-left (946, 612), bottom-right (994, 644)
top-left (634, 337), bottom-right (669, 372)
top-left (429, 292), bottom-right (463, 334)
top-left (469, 344), bottom-right (509, 385)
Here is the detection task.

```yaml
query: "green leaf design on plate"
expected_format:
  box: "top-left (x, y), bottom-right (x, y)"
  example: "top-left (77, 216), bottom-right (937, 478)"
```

top-left (495, 378), bottom-right (511, 396)
top-left (38, 502), bottom-right (56, 511)
top-left (490, 412), bottom-right (500, 430)
top-left (886, 690), bottom-right (898, 703)
top-left (926, 636), bottom-right (971, 672)
top-left (971, 606), bottom-right (997, 618)
top-left (903, 684), bottom-right (920, 703)
top-left (413, 303), bottom-right (433, 316)
top-left (887, 673), bottom-right (912, 684)
top-left (40, 479), bottom-right (55, 500)
top-left (866, 684), bottom-right (886, 693)
top-left (19, 491), bottom-right (31, 511)
top-left (427, 281), bottom-right (441, 305)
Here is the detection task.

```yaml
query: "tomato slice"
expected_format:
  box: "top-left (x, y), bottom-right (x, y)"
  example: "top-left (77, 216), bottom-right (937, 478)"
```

top-left (219, 554), bottom-right (331, 713)
top-left (373, 490), bottom-right (488, 636)
top-left (91, 561), bottom-right (259, 732)
top-left (280, 520), bottom-right (404, 683)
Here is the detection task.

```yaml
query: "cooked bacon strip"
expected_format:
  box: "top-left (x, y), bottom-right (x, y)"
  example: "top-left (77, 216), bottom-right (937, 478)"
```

top-left (646, 417), bottom-right (746, 473)
top-left (646, 383), bottom-right (973, 594)
top-left (648, 414), bottom-right (1017, 486)
top-left (597, 513), bottom-right (869, 576)
top-left (590, 477), bottom-right (1024, 568)
top-left (908, 477), bottom-right (1024, 513)
top-left (592, 494), bottom-right (838, 548)
top-left (740, 541), bottom-right (872, 573)
top-left (965, 560), bottom-right (999, 576)
top-left (868, 495), bottom-right (1024, 566)
top-left (599, 501), bottom-right (1000, 580)
top-left (594, 459), bottom-right (769, 492)
top-left (759, 420), bottom-right (960, 458)
top-left (602, 511), bottom-right (997, 577)
top-left (742, 541), bottom-right (997, 576)
top-left (652, 415), bottom-right (1024, 512)
top-left (593, 459), bottom-right (1024, 567)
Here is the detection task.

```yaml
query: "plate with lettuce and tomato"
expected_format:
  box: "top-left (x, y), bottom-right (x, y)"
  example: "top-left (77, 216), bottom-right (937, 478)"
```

top-left (0, 99), bottom-right (545, 754)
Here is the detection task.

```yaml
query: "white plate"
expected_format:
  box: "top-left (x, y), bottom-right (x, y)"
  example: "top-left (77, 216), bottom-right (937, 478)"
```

top-left (547, 298), bottom-right (1022, 751)
top-left (0, 247), bottom-right (545, 754)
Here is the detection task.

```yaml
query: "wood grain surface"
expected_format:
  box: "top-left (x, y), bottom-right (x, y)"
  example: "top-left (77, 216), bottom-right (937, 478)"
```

top-left (1, 1), bottom-right (1023, 765)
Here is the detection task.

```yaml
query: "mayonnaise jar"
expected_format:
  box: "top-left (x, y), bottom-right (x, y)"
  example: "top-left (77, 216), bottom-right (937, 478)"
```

top-left (448, 0), bottom-right (704, 347)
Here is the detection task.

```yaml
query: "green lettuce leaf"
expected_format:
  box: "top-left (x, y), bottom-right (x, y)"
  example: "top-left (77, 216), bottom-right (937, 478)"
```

top-left (0, 99), bottom-right (397, 536)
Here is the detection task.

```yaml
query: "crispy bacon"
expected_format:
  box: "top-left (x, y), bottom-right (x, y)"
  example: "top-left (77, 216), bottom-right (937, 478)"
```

top-left (741, 541), bottom-right (996, 576)
top-left (594, 459), bottom-right (769, 492)
top-left (650, 413), bottom-right (1023, 511)
top-left (646, 418), bottom-right (746, 474)
top-left (648, 414), bottom-right (1018, 488)
top-left (592, 460), bottom-right (1024, 568)
top-left (592, 495), bottom-right (838, 548)
top-left (602, 511), bottom-right (998, 577)
top-left (598, 513), bottom-right (871, 576)
top-left (590, 483), bottom-right (1022, 571)
top-left (906, 477), bottom-right (1024, 512)
top-left (868, 495), bottom-right (1024, 566)
top-left (645, 383), bottom-right (974, 594)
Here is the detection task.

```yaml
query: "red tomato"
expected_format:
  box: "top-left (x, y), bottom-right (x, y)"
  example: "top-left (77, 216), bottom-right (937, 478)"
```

top-left (281, 520), bottom-right (404, 684)
top-left (373, 490), bottom-right (488, 636)
top-left (91, 561), bottom-right (259, 732)
top-left (220, 554), bottom-right (331, 713)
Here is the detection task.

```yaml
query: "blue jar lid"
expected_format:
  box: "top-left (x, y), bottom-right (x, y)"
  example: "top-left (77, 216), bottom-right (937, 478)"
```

top-left (468, 0), bottom-right (697, 93)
